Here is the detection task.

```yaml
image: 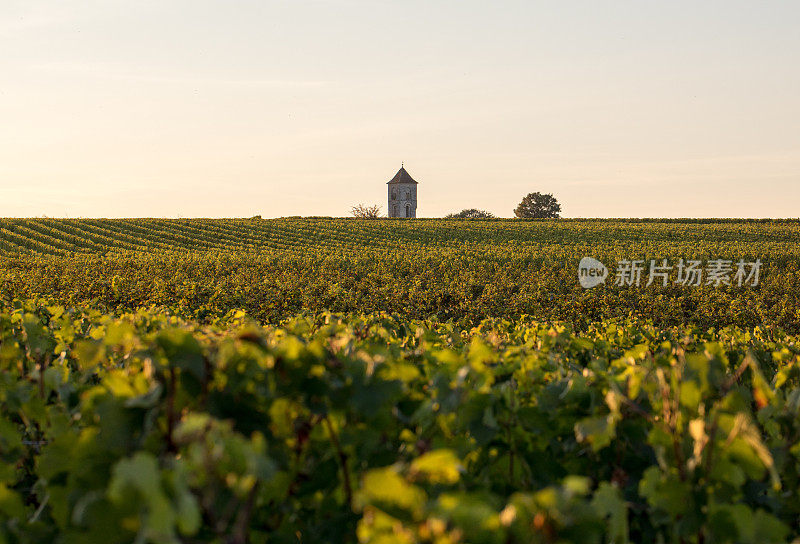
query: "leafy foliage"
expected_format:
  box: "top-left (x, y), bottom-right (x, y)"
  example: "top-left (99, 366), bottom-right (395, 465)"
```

top-left (0, 218), bottom-right (798, 332)
top-left (0, 301), bottom-right (799, 542)
top-left (445, 209), bottom-right (495, 219)
top-left (514, 192), bottom-right (561, 219)
top-left (1, 218), bottom-right (800, 541)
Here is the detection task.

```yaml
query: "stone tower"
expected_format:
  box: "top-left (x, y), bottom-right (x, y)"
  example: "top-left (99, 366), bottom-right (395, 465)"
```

top-left (387, 165), bottom-right (418, 218)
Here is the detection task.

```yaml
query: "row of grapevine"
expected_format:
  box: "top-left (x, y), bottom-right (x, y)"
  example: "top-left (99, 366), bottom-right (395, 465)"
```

top-left (1, 300), bottom-right (799, 542)
top-left (1, 218), bottom-right (798, 255)
top-left (1, 248), bottom-right (798, 331)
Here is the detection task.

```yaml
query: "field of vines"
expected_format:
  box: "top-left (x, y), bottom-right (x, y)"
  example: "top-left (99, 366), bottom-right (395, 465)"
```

top-left (1, 218), bottom-right (799, 331)
top-left (1, 218), bottom-right (800, 543)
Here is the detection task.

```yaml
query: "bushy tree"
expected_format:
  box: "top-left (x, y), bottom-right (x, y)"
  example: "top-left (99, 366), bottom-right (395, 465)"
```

top-left (350, 204), bottom-right (383, 219)
top-left (514, 192), bottom-right (561, 219)
top-left (445, 208), bottom-right (495, 219)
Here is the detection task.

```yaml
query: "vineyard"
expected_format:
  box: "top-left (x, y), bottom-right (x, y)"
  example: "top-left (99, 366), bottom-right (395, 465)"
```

top-left (1, 217), bottom-right (799, 256)
top-left (1, 218), bottom-right (799, 331)
top-left (1, 218), bottom-right (800, 543)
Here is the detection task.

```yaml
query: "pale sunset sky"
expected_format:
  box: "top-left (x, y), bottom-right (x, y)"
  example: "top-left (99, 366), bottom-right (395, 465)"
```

top-left (1, 1), bottom-right (798, 218)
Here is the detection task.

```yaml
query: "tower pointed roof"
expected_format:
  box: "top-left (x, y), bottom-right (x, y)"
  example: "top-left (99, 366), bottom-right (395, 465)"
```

top-left (387, 166), bottom-right (418, 185)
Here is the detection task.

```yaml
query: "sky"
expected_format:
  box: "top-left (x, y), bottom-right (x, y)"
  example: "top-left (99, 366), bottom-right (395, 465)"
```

top-left (1, 0), bottom-right (799, 218)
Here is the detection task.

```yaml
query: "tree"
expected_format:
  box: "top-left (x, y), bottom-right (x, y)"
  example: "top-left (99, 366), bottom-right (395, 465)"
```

top-left (350, 204), bottom-right (383, 219)
top-left (514, 192), bottom-right (561, 219)
top-left (445, 208), bottom-right (495, 219)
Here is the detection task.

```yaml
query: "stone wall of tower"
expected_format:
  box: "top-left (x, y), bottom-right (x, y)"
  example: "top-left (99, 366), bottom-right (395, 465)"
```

top-left (388, 183), bottom-right (417, 218)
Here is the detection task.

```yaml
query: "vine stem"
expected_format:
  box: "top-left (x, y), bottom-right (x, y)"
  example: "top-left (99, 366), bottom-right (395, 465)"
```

top-left (324, 415), bottom-right (354, 510)
top-left (228, 483), bottom-right (260, 544)
top-left (166, 366), bottom-right (177, 453)
top-left (508, 425), bottom-right (515, 485)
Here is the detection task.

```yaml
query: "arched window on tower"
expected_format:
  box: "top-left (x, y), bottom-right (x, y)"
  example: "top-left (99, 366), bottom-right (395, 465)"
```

top-left (391, 188), bottom-right (397, 200)
top-left (392, 205), bottom-right (398, 217)
top-left (405, 204), bottom-right (411, 217)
